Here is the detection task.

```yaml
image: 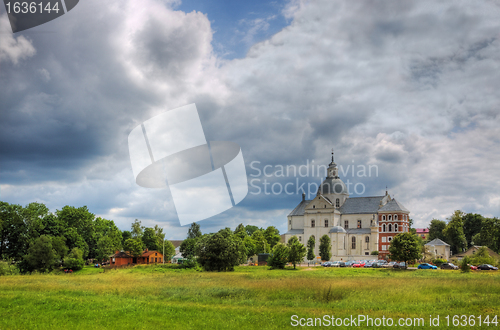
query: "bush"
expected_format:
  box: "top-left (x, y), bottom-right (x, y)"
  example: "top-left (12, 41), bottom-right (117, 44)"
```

top-left (460, 256), bottom-right (471, 273)
top-left (268, 243), bottom-right (289, 269)
top-left (371, 251), bottom-right (379, 255)
top-left (0, 260), bottom-right (19, 276)
top-left (178, 259), bottom-right (199, 269)
top-left (63, 248), bottom-right (85, 271)
top-left (432, 258), bottom-right (446, 267)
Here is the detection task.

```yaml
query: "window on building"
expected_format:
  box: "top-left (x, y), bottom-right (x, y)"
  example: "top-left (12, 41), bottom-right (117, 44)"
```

top-left (311, 220), bottom-right (315, 228)
top-left (395, 215), bottom-right (398, 220)
top-left (351, 236), bottom-right (356, 249)
top-left (382, 237), bottom-right (387, 243)
top-left (289, 219), bottom-right (291, 225)
top-left (299, 236), bottom-right (302, 242)
top-left (365, 252), bottom-right (369, 255)
top-left (388, 224), bottom-right (392, 232)
top-left (388, 237), bottom-right (392, 242)
top-left (336, 198), bottom-right (340, 208)
top-left (357, 220), bottom-right (362, 229)
top-left (344, 220), bottom-right (349, 229)
top-left (382, 224), bottom-right (386, 232)
top-left (388, 215), bottom-right (392, 220)
top-left (395, 224), bottom-right (398, 232)
top-left (382, 245), bottom-right (387, 251)
top-left (365, 236), bottom-right (369, 249)
top-left (324, 205), bottom-right (326, 208)
top-left (313, 205), bottom-right (315, 209)
top-left (382, 215), bottom-right (386, 221)
top-left (324, 219), bottom-right (328, 227)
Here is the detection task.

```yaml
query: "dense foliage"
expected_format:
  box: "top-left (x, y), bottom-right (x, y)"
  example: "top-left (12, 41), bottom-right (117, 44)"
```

top-left (389, 232), bottom-right (422, 267)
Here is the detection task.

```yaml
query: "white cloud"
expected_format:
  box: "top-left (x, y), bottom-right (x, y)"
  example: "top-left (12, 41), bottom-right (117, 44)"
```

top-left (0, 14), bottom-right (36, 64)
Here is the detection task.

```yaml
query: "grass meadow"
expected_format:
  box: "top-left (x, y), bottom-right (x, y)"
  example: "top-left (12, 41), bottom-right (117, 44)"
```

top-left (1, 265), bottom-right (499, 329)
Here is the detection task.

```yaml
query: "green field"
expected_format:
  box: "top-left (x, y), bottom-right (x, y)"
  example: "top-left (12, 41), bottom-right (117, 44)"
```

top-left (1, 265), bottom-right (499, 329)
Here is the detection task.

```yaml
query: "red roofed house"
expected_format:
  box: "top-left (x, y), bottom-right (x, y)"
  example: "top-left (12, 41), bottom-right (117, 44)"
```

top-left (109, 249), bottom-right (163, 266)
top-left (416, 228), bottom-right (429, 240)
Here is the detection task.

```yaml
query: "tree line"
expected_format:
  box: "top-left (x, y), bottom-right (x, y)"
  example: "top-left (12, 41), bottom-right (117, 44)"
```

top-left (0, 201), bottom-right (175, 273)
top-left (425, 210), bottom-right (500, 255)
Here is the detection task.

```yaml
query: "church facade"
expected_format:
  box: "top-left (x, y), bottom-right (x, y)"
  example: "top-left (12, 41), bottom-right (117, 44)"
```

top-left (284, 153), bottom-right (410, 261)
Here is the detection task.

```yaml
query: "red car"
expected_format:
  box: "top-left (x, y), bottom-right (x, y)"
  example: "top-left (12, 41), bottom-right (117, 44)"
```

top-left (352, 261), bottom-right (366, 268)
top-left (468, 264), bottom-right (477, 270)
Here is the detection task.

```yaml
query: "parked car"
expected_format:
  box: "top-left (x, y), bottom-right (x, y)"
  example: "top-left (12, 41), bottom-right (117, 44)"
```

top-left (477, 264), bottom-right (498, 270)
top-left (393, 262), bottom-right (407, 269)
top-left (344, 260), bottom-right (355, 267)
top-left (372, 260), bottom-right (388, 268)
top-left (322, 261), bottom-right (332, 267)
top-left (468, 264), bottom-right (477, 270)
top-left (418, 263), bottom-right (438, 269)
top-left (441, 262), bottom-right (459, 270)
top-left (352, 261), bottom-right (366, 268)
top-left (330, 261), bottom-right (345, 267)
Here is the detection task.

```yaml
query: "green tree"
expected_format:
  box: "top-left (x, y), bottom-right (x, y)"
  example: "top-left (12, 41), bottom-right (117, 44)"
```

top-left (131, 219), bottom-right (144, 239)
top-left (251, 229), bottom-right (269, 253)
top-left (306, 236), bottom-right (315, 262)
top-left (460, 256), bottom-right (472, 273)
top-left (245, 225), bottom-right (259, 236)
top-left (121, 231), bottom-right (132, 246)
top-left (56, 206), bottom-right (96, 258)
top-left (195, 228), bottom-right (243, 271)
top-left (163, 240), bottom-right (176, 262)
top-left (427, 219), bottom-right (447, 242)
top-left (443, 210), bottom-right (467, 254)
top-left (319, 235), bottom-right (332, 261)
top-left (462, 213), bottom-right (484, 248)
top-left (96, 236), bottom-right (117, 262)
top-left (179, 238), bottom-right (197, 260)
top-left (243, 236), bottom-right (256, 259)
top-left (51, 236), bottom-right (69, 262)
top-left (0, 202), bottom-right (27, 261)
top-left (123, 238), bottom-right (144, 257)
top-left (143, 227), bottom-right (160, 251)
top-left (388, 232), bottom-right (422, 268)
top-left (287, 236), bottom-right (306, 269)
top-left (94, 217), bottom-right (122, 261)
top-left (474, 217), bottom-right (500, 253)
top-left (470, 246), bottom-right (496, 265)
top-left (187, 222), bottom-right (202, 239)
top-left (264, 226), bottom-right (281, 249)
top-left (63, 247), bottom-right (85, 271)
top-left (267, 243), bottom-right (289, 269)
top-left (234, 223), bottom-right (247, 239)
top-left (65, 227), bottom-right (89, 258)
top-left (23, 235), bottom-right (57, 273)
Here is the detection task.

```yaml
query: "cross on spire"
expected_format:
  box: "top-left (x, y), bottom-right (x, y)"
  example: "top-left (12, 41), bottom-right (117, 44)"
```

top-left (331, 148), bottom-right (334, 162)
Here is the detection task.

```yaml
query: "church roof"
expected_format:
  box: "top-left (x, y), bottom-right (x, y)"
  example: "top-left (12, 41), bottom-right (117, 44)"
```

top-left (378, 198), bottom-right (409, 213)
top-left (346, 228), bottom-right (372, 234)
top-left (284, 229), bottom-right (304, 235)
top-left (288, 199), bottom-right (312, 216)
top-left (339, 196), bottom-right (387, 214)
top-left (329, 226), bottom-right (346, 233)
top-left (425, 238), bottom-right (450, 246)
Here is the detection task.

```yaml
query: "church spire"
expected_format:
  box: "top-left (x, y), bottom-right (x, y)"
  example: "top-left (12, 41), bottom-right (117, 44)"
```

top-left (331, 148), bottom-right (334, 162)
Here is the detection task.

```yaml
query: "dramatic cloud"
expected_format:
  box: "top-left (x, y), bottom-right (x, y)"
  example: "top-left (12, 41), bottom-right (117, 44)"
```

top-left (1, 0), bottom-right (500, 238)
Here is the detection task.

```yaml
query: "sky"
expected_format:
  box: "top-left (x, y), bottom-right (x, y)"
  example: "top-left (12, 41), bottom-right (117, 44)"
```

top-left (1, 0), bottom-right (500, 239)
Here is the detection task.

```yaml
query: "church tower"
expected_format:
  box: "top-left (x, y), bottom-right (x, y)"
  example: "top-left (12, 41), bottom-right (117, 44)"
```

top-left (318, 151), bottom-right (349, 208)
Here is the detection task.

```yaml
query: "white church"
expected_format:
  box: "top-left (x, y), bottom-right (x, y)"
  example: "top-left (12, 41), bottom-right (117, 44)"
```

top-left (284, 153), bottom-right (410, 261)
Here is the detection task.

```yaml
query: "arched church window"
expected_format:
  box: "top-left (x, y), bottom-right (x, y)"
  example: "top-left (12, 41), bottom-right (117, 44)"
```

top-left (311, 220), bottom-right (315, 228)
top-left (395, 215), bottom-right (398, 220)
top-left (382, 215), bottom-right (386, 221)
top-left (389, 224), bottom-right (392, 232)
top-left (383, 224), bottom-right (386, 232)
top-left (336, 198), bottom-right (340, 208)
top-left (395, 224), bottom-right (398, 232)
top-left (365, 236), bottom-right (369, 249)
top-left (313, 205), bottom-right (315, 209)
top-left (324, 219), bottom-right (328, 227)
top-left (324, 205), bottom-right (326, 208)
top-left (388, 215), bottom-right (392, 221)
top-left (351, 236), bottom-right (356, 249)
